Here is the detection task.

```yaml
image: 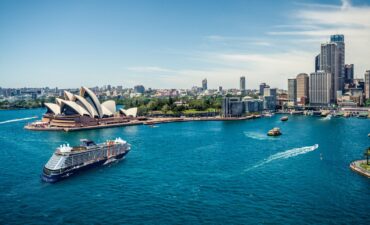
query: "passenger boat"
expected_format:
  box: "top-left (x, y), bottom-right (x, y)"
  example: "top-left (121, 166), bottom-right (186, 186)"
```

top-left (267, 127), bottom-right (282, 136)
top-left (42, 138), bottom-right (130, 183)
top-left (280, 116), bottom-right (288, 121)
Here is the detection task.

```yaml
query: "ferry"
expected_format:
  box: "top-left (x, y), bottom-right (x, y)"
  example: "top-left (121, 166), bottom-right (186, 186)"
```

top-left (42, 138), bottom-right (131, 183)
top-left (267, 127), bottom-right (282, 136)
top-left (280, 116), bottom-right (288, 121)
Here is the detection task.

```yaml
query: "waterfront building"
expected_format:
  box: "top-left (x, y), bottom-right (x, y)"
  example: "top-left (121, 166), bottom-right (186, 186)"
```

top-left (309, 71), bottom-right (332, 106)
top-left (365, 70), bottom-right (370, 99)
top-left (202, 78), bottom-right (208, 90)
top-left (243, 97), bottom-right (263, 113)
top-left (262, 87), bottom-right (277, 110)
top-left (222, 96), bottom-right (264, 117)
top-left (41, 87), bottom-right (138, 128)
top-left (240, 76), bottom-right (246, 94)
top-left (288, 78), bottom-right (297, 105)
top-left (222, 97), bottom-right (243, 117)
top-left (134, 85), bottom-right (145, 94)
top-left (263, 96), bottom-right (276, 111)
top-left (344, 64), bottom-right (354, 84)
top-left (296, 73), bottom-right (309, 105)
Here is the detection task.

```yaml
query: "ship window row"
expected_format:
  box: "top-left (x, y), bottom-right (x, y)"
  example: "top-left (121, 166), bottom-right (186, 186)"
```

top-left (63, 147), bottom-right (122, 167)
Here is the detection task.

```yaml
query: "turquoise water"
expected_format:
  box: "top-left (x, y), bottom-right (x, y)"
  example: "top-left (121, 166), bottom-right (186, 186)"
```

top-left (0, 109), bottom-right (369, 224)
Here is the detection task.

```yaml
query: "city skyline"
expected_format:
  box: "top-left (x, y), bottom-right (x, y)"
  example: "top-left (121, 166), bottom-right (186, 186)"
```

top-left (1, 0), bottom-right (370, 89)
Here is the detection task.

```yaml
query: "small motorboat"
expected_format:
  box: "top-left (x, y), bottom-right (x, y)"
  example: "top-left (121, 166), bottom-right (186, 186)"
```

top-left (280, 116), bottom-right (288, 121)
top-left (267, 127), bottom-right (282, 136)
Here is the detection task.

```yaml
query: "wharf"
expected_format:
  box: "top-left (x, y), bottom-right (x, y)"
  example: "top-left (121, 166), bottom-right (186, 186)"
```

top-left (350, 160), bottom-right (370, 178)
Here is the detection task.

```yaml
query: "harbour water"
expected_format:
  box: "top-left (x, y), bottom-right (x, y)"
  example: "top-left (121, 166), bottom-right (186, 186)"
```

top-left (0, 109), bottom-right (370, 224)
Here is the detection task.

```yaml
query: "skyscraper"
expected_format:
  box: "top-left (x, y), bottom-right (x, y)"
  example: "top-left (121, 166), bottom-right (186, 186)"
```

top-left (315, 54), bottom-right (320, 72)
top-left (344, 64), bottom-right (354, 84)
top-left (296, 73), bottom-right (309, 105)
top-left (365, 70), bottom-right (370, 100)
top-left (320, 42), bottom-right (338, 103)
top-left (202, 78), bottom-right (207, 90)
top-left (331, 34), bottom-right (345, 90)
top-left (259, 83), bottom-right (267, 96)
top-left (309, 71), bottom-right (332, 106)
top-left (288, 78), bottom-right (297, 105)
top-left (319, 34), bottom-right (345, 102)
top-left (240, 76), bottom-right (246, 94)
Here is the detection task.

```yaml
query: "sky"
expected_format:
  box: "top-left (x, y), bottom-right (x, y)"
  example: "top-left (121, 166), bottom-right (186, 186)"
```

top-left (0, 0), bottom-right (370, 89)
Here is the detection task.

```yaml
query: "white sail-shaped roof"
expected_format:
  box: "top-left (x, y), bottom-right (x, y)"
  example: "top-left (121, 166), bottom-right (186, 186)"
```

top-left (60, 100), bottom-right (91, 117)
top-left (101, 100), bottom-right (116, 114)
top-left (55, 98), bottom-right (63, 106)
top-left (120, 107), bottom-right (138, 117)
top-left (45, 103), bottom-right (61, 115)
top-left (64, 91), bottom-right (75, 101)
top-left (101, 105), bottom-right (114, 117)
top-left (80, 87), bottom-right (103, 118)
top-left (74, 95), bottom-right (99, 118)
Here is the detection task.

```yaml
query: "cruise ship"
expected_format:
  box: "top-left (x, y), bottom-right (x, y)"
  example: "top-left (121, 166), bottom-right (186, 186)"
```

top-left (42, 138), bottom-right (131, 183)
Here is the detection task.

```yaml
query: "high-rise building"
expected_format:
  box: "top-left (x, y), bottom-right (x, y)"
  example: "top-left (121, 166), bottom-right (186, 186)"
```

top-left (365, 70), bottom-right (370, 100)
top-left (344, 64), bottom-right (354, 84)
top-left (296, 73), bottom-right (309, 105)
top-left (134, 85), bottom-right (145, 94)
top-left (320, 42), bottom-right (338, 102)
top-left (315, 54), bottom-right (320, 72)
top-left (319, 34), bottom-right (345, 102)
top-left (331, 34), bottom-right (345, 90)
top-left (259, 83), bottom-right (267, 96)
top-left (263, 87), bottom-right (276, 110)
top-left (288, 79), bottom-right (297, 104)
top-left (309, 71), bottom-right (332, 106)
top-left (202, 78), bottom-right (207, 90)
top-left (240, 76), bottom-right (246, 94)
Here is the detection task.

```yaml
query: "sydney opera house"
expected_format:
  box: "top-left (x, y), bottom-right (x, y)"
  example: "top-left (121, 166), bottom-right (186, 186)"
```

top-left (27, 87), bottom-right (139, 131)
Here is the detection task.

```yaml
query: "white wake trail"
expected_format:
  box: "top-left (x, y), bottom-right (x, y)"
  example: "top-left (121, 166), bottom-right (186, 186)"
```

top-left (244, 144), bottom-right (319, 172)
top-left (244, 131), bottom-right (278, 141)
top-left (0, 116), bottom-right (37, 125)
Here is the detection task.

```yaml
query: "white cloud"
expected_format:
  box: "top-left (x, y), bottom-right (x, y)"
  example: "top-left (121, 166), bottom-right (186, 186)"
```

top-left (270, 0), bottom-right (370, 79)
top-left (127, 0), bottom-right (370, 90)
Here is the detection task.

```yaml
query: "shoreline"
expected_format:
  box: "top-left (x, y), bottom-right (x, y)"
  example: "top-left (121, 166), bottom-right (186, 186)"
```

top-left (350, 160), bottom-right (370, 178)
top-left (24, 115), bottom-right (261, 132)
top-left (23, 111), bottom-right (369, 132)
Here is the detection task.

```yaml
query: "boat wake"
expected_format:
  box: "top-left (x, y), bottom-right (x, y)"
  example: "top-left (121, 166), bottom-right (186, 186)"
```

top-left (0, 116), bottom-right (37, 125)
top-left (321, 115), bottom-right (332, 121)
top-left (244, 131), bottom-right (278, 141)
top-left (243, 144), bottom-right (319, 172)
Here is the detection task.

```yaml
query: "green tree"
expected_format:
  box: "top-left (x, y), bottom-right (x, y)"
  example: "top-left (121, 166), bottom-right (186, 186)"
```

top-left (161, 104), bottom-right (170, 113)
top-left (364, 147), bottom-right (370, 165)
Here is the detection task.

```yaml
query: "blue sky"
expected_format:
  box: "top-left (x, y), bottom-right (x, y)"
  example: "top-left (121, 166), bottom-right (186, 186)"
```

top-left (1, 0), bottom-right (370, 89)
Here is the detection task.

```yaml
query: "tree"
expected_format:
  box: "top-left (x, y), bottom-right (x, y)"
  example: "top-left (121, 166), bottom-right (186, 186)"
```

top-left (161, 104), bottom-right (170, 113)
top-left (366, 99), bottom-right (370, 107)
top-left (364, 147), bottom-right (370, 165)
